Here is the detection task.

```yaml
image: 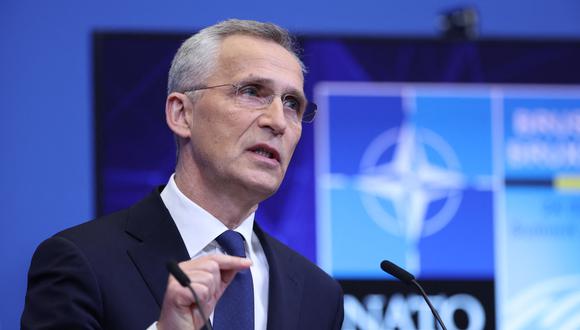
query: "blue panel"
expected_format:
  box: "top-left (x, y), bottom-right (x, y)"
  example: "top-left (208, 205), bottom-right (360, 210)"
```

top-left (318, 84), bottom-right (495, 279)
top-left (413, 92), bottom-right (494, 176)
top-left (328, 95), bottom-right (405, 175)
top-left (420, 188), bottom-right (494, 278)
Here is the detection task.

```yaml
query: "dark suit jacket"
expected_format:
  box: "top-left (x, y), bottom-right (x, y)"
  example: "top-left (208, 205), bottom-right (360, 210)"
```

top-left (22, 189), bottom-right (344, 329)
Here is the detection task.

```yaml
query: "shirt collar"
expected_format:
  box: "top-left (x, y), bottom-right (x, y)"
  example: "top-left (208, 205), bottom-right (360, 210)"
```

top-left (160, 174), bottom-right (256, 257)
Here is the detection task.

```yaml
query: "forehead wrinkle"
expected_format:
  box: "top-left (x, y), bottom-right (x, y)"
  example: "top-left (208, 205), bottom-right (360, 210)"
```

top-left (220, 56), bottom-right (303, 87)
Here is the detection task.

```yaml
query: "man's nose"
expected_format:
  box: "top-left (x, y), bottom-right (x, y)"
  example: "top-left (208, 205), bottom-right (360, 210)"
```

top-left (259, 97), bottom-right (288, 135)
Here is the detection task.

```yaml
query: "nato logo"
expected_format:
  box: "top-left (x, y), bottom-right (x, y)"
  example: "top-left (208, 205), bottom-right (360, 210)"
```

top-left (314, 83), bottom-right (495, 279)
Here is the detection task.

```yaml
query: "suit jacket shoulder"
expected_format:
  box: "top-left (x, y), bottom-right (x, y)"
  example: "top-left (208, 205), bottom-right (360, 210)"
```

top-left (22, 189), bottom-right (190, 330)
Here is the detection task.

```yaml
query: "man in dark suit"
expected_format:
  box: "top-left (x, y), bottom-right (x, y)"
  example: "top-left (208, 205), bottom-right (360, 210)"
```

top-left (22, 19), bottom-right (344, 330)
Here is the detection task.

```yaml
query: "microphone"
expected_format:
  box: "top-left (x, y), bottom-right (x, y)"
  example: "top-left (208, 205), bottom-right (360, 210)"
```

top-left (166, 260), bottom-right (213, 330)
top-left (380, 260), bottom-right (447, 330)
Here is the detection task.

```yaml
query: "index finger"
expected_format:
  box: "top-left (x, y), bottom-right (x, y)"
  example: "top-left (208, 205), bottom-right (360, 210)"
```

top-left (205, 254), bottom-right (253, 271)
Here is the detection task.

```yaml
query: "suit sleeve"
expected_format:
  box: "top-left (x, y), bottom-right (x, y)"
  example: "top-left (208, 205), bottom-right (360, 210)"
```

top-left (21, 236), bottom-right (103, 330)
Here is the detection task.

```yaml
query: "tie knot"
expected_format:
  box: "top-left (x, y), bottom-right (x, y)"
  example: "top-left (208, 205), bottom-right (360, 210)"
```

top-left (216, 230), bottom-right (246, 258)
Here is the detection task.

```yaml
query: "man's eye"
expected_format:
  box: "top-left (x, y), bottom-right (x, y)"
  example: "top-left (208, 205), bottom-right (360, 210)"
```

top-left (237, 85), bottom-right (260, 97)
top-left (283, 96), bottom-right (302, 112)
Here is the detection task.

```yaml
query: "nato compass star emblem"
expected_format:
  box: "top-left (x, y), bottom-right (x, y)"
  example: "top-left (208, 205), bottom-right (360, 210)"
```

top-left (354, 124), bottom-right (467, 274)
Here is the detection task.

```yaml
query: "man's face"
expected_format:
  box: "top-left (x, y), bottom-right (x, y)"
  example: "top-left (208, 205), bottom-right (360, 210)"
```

top-left (184, 34), bottom-right (304, 200)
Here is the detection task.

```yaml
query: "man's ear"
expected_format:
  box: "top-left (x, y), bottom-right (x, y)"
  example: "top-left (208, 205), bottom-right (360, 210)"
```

top-left (165, 92), bottom-right (192, 139)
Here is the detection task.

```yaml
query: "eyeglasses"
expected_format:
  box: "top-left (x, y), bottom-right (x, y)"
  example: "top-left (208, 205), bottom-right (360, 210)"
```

top-left (183, 83), bottom-right (317, 123)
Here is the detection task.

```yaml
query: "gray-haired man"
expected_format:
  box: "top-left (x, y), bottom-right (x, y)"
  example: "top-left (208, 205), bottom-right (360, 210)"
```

top-left (22, 19), bottom-right (344, 330)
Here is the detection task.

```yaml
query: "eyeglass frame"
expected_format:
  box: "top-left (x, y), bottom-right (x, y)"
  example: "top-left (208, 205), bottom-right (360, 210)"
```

top-left (181, 83), bottom-right (317, 123)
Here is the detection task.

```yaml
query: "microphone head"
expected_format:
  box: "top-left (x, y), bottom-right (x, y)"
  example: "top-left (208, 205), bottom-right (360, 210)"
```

top-left (166, 260), bottom-right (191, 287)
top-left (380, 260), bottom-right (415, 285)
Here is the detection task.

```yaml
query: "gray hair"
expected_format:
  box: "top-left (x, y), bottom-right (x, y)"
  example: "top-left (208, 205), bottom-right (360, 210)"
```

top-left (167, 19), bottom-right (305, 95)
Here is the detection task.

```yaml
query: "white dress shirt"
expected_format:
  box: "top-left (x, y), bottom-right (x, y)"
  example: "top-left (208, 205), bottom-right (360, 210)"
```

top-left (149, 174), bottom-right (269, 330)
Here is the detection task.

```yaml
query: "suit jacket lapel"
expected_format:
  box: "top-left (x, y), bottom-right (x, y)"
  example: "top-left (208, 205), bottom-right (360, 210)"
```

top-left (125, 189), bottom-right (190, 307)
top-left (254, 223), bottom-right (304, 330)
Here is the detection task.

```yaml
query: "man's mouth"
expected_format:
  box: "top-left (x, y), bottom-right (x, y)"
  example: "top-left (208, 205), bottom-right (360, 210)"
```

top-left (254, 148), bottom-right (273, 159)
top-left (249, 144), bottom-right (280, 162)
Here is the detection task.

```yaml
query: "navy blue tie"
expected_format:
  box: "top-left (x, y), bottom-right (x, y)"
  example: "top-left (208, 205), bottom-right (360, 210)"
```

top-left (213, 230), bottom-right (254, 330)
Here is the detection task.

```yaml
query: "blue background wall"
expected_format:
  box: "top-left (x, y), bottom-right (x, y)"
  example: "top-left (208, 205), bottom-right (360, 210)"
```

top-left (1, 1), bottom-right (579, 328)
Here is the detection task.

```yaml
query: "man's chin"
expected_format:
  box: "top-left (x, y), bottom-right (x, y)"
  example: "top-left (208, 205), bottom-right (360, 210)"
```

top-left (243, 176), bottom-right (282, 200)
top-left (251, 182), bottom-right (281, 199)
